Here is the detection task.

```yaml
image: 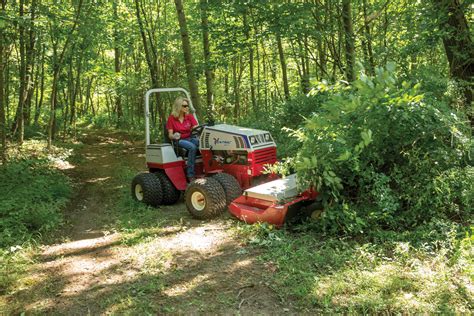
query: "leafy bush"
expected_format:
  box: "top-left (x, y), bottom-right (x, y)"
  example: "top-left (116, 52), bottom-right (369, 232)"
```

top-left (0, 159), bottom-right (72, 247)
top-left (293, 64), bottom-right (473, 234)
top-left (238, 91), bottom-right (333, 158)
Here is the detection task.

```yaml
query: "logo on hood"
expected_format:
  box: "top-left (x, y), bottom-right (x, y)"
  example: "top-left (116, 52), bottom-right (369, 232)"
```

top-left (213, 137), bottom-right (231, 146)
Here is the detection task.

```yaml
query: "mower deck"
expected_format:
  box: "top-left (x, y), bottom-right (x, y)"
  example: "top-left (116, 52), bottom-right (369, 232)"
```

top-left (244, 174), bottom-right (298, 202)
top-left (229, 174), bottom-right (314, 226)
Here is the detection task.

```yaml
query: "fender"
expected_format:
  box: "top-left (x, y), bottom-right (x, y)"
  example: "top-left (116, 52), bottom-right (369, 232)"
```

top-left (148, 161), bottom-right (187, 190)
top-left (165, 166), bottom-right (187, 190)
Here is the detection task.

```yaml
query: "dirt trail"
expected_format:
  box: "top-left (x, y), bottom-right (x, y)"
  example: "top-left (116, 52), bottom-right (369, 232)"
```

top-left (6, 131), bottom-right (298, 314)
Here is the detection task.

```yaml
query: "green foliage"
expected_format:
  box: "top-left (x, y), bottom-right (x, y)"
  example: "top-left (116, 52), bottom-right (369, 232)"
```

top-left (0, 159), bottom-right (72, 248)
top-left (238, 91), bottom-right (334, 158)
top-left (293, 64), bottom-right (473, 234)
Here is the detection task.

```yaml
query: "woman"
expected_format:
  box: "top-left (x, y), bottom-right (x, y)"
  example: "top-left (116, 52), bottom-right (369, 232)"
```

top-left (166, 97), bottom-right (199, 181)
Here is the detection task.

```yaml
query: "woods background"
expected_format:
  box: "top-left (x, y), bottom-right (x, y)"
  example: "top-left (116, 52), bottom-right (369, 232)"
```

top-left (0, 0), bottom-right (472, 161)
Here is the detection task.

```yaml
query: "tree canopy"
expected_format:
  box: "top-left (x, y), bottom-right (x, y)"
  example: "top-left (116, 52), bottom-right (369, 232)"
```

top-left (0, 0), bottom-right (471, 154)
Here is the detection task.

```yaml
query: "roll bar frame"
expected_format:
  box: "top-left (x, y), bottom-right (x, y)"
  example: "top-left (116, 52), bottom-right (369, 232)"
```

top-left (145, 88), bottom-right (198, 146)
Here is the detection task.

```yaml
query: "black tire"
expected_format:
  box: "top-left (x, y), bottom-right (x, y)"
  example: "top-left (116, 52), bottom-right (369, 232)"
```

top-left (185, 177), bottom-right (226, 219)
top-left (212, 173), bottom-right (242, 206)
top-left (131, 173), bottom-right (163, 207)
top-left (155, 172), bottom-right (181, 205)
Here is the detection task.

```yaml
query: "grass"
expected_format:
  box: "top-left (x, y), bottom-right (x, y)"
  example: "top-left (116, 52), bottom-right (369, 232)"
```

top-left (233, 221), bottom-right (474, 313)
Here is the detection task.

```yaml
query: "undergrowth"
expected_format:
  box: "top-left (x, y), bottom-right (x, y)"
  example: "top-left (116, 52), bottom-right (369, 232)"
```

top-left (234, 222), bottom-right (473, 313)
top-left (0, 140), bottom-right (73, 294)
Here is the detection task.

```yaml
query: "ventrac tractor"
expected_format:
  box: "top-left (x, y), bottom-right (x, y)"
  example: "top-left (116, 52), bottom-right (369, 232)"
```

top-left (131, 88), bottom-right (318, 226)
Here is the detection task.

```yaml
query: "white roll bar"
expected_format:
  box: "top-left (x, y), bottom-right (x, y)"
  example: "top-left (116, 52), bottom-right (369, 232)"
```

top-left (145, 88), bottom-right (199, 146)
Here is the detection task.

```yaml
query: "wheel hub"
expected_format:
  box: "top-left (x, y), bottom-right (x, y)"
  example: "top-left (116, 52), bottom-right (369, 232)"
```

top-left (191, 191), bottom-right (206, 211)
top-left (135, 184), bottom-right (144, 201)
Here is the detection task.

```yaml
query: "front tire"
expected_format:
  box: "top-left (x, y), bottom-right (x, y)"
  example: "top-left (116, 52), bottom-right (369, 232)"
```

top-left (131, 173), bottom-right (163, 207)
top-left (185, 177), bottom-right (226, 219)
top-left (212, 173), bottom-right (242, 206)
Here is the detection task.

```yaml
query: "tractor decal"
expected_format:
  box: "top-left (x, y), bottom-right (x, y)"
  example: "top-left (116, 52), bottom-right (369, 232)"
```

top-left (213, 137), bottom-right (232, 146)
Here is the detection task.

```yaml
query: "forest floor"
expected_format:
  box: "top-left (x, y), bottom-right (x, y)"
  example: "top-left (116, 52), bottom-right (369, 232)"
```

top-left (3, 130), bottom-right (299, 314)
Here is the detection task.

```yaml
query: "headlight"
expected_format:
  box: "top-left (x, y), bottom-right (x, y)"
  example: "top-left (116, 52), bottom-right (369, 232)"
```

top-left (249, 136), bottom-right (257, 144)
top-left (265, 133), bottom-right (271, 141)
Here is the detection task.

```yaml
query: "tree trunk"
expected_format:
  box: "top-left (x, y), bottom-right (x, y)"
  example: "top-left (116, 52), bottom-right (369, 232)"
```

top-left (0, 0), bottom-right (7, 163)
top-left (342, 0), bottom-right (355, 82)
top-left (297, 37), bottom-right (310, 93)
top-left (47, 0), bottom-right (83, 150)
top-left (34, 44), bottom-right (45, 125)
top-left (362, 0), bottom-right (375, 75)
top-left (174, 0), bottom-right (201, 114)
top-left (232, 57), bottom-right (240, 121)
top-left (113, 1), bottom-right (123, 127)
top-left (244, 12), bottom-right (257, 114)
top-left (13, 0), bottom-right (26, 144)
top-left (200, 0), bottom-right (213, 120)
top-left (24, 0), bottom-right (37, 127)
top-left (276, 33), bottom-right (290, 100)
top-left (134, 0), bottom-right (162, 123)
top-left (433, 0), bottom-right (473, 124)
top-left (69, 57), bottom-right (81, 139)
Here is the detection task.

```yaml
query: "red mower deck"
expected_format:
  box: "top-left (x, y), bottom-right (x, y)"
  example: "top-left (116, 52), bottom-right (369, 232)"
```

top-left (228, 174), bottom-right (318, 226)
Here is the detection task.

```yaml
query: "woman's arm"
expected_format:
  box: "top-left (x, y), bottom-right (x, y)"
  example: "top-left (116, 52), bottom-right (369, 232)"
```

top-left (168, 129), bottom-right (174, 140)
top-left (189, 115), bottom-right (198, 129)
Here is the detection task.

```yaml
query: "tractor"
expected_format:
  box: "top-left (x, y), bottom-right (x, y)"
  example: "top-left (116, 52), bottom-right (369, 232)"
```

top-left (131, 88), bottom-right (318, 226)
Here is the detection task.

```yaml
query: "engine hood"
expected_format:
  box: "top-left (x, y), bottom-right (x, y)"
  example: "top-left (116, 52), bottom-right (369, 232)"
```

top-left (200, 124), bottom-right (276, 151)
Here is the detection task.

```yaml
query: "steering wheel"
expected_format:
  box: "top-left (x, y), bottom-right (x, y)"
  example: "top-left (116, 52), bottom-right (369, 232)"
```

top-left (191, 124), bottom-right (206, 137)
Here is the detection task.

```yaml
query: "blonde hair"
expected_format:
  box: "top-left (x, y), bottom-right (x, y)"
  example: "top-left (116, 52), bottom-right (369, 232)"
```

top-left (171, 96), bottom-right (190, 118)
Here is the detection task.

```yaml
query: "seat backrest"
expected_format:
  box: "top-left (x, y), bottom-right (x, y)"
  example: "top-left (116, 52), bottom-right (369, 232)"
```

top-left (163, 122), bottom-right (172, 143)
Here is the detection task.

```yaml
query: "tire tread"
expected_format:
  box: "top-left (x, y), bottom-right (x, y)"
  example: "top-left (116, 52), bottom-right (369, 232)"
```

top-left (212, 173), bottom-right (242, 206)
top-left (185, 177), bottom-right (226, 219)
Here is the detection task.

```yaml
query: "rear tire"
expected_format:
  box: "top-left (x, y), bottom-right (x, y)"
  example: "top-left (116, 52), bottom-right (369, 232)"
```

top-left (131, 173), bottom-right (163, 207)
top-left (212, 173), bottom-right (242, 206)
top-left (185, 177), bottom-right (226, 219)
top-left (156, 172), bottom-right (181, 205)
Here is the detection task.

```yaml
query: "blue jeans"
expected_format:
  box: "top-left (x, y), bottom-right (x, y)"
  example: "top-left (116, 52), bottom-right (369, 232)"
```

top-left (178, 137), bottom-right (199, 177)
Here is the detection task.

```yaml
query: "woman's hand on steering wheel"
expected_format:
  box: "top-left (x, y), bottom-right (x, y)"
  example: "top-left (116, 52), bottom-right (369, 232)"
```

top-left (191, 124), bottom-right (206, 137)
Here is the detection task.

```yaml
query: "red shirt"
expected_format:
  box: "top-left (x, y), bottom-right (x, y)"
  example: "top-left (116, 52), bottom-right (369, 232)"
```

top-left (166, 114), bottom-right (198, 139)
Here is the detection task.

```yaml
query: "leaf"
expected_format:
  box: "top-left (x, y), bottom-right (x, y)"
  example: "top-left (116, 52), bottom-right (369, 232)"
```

top-left (361, 129), bottom-right (373, 146)
top-left (386, 61), bottom-right (396, 73)
top-left (337, 151), bottom-right (351, 161)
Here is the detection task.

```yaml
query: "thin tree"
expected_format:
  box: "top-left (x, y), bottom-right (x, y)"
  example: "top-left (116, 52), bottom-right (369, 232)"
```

top-left (113, 1), bottom-right (123, 127)
top-left (243, 11), bottom-right (257, 114)
top-left (276, 33), bottom-right (290, 100)
top-left (174, 0), bottom-right (201, 114)
top-left (12, 0), bottom-right (26, 144)
top-left (134, 0), bottom-right (164, 123)
top-left (432, 0), bottom-right (473, 125)
top-left (47, 0), bottom-right (84, 150)
top-left (200, 0), bottom-right (213, 119)
top-left (0, 0), bottom-right (7, 163)
top-left (362, 0), bottom-right (375, 75)
top-left (342, 0), bottom-right (355, 82)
